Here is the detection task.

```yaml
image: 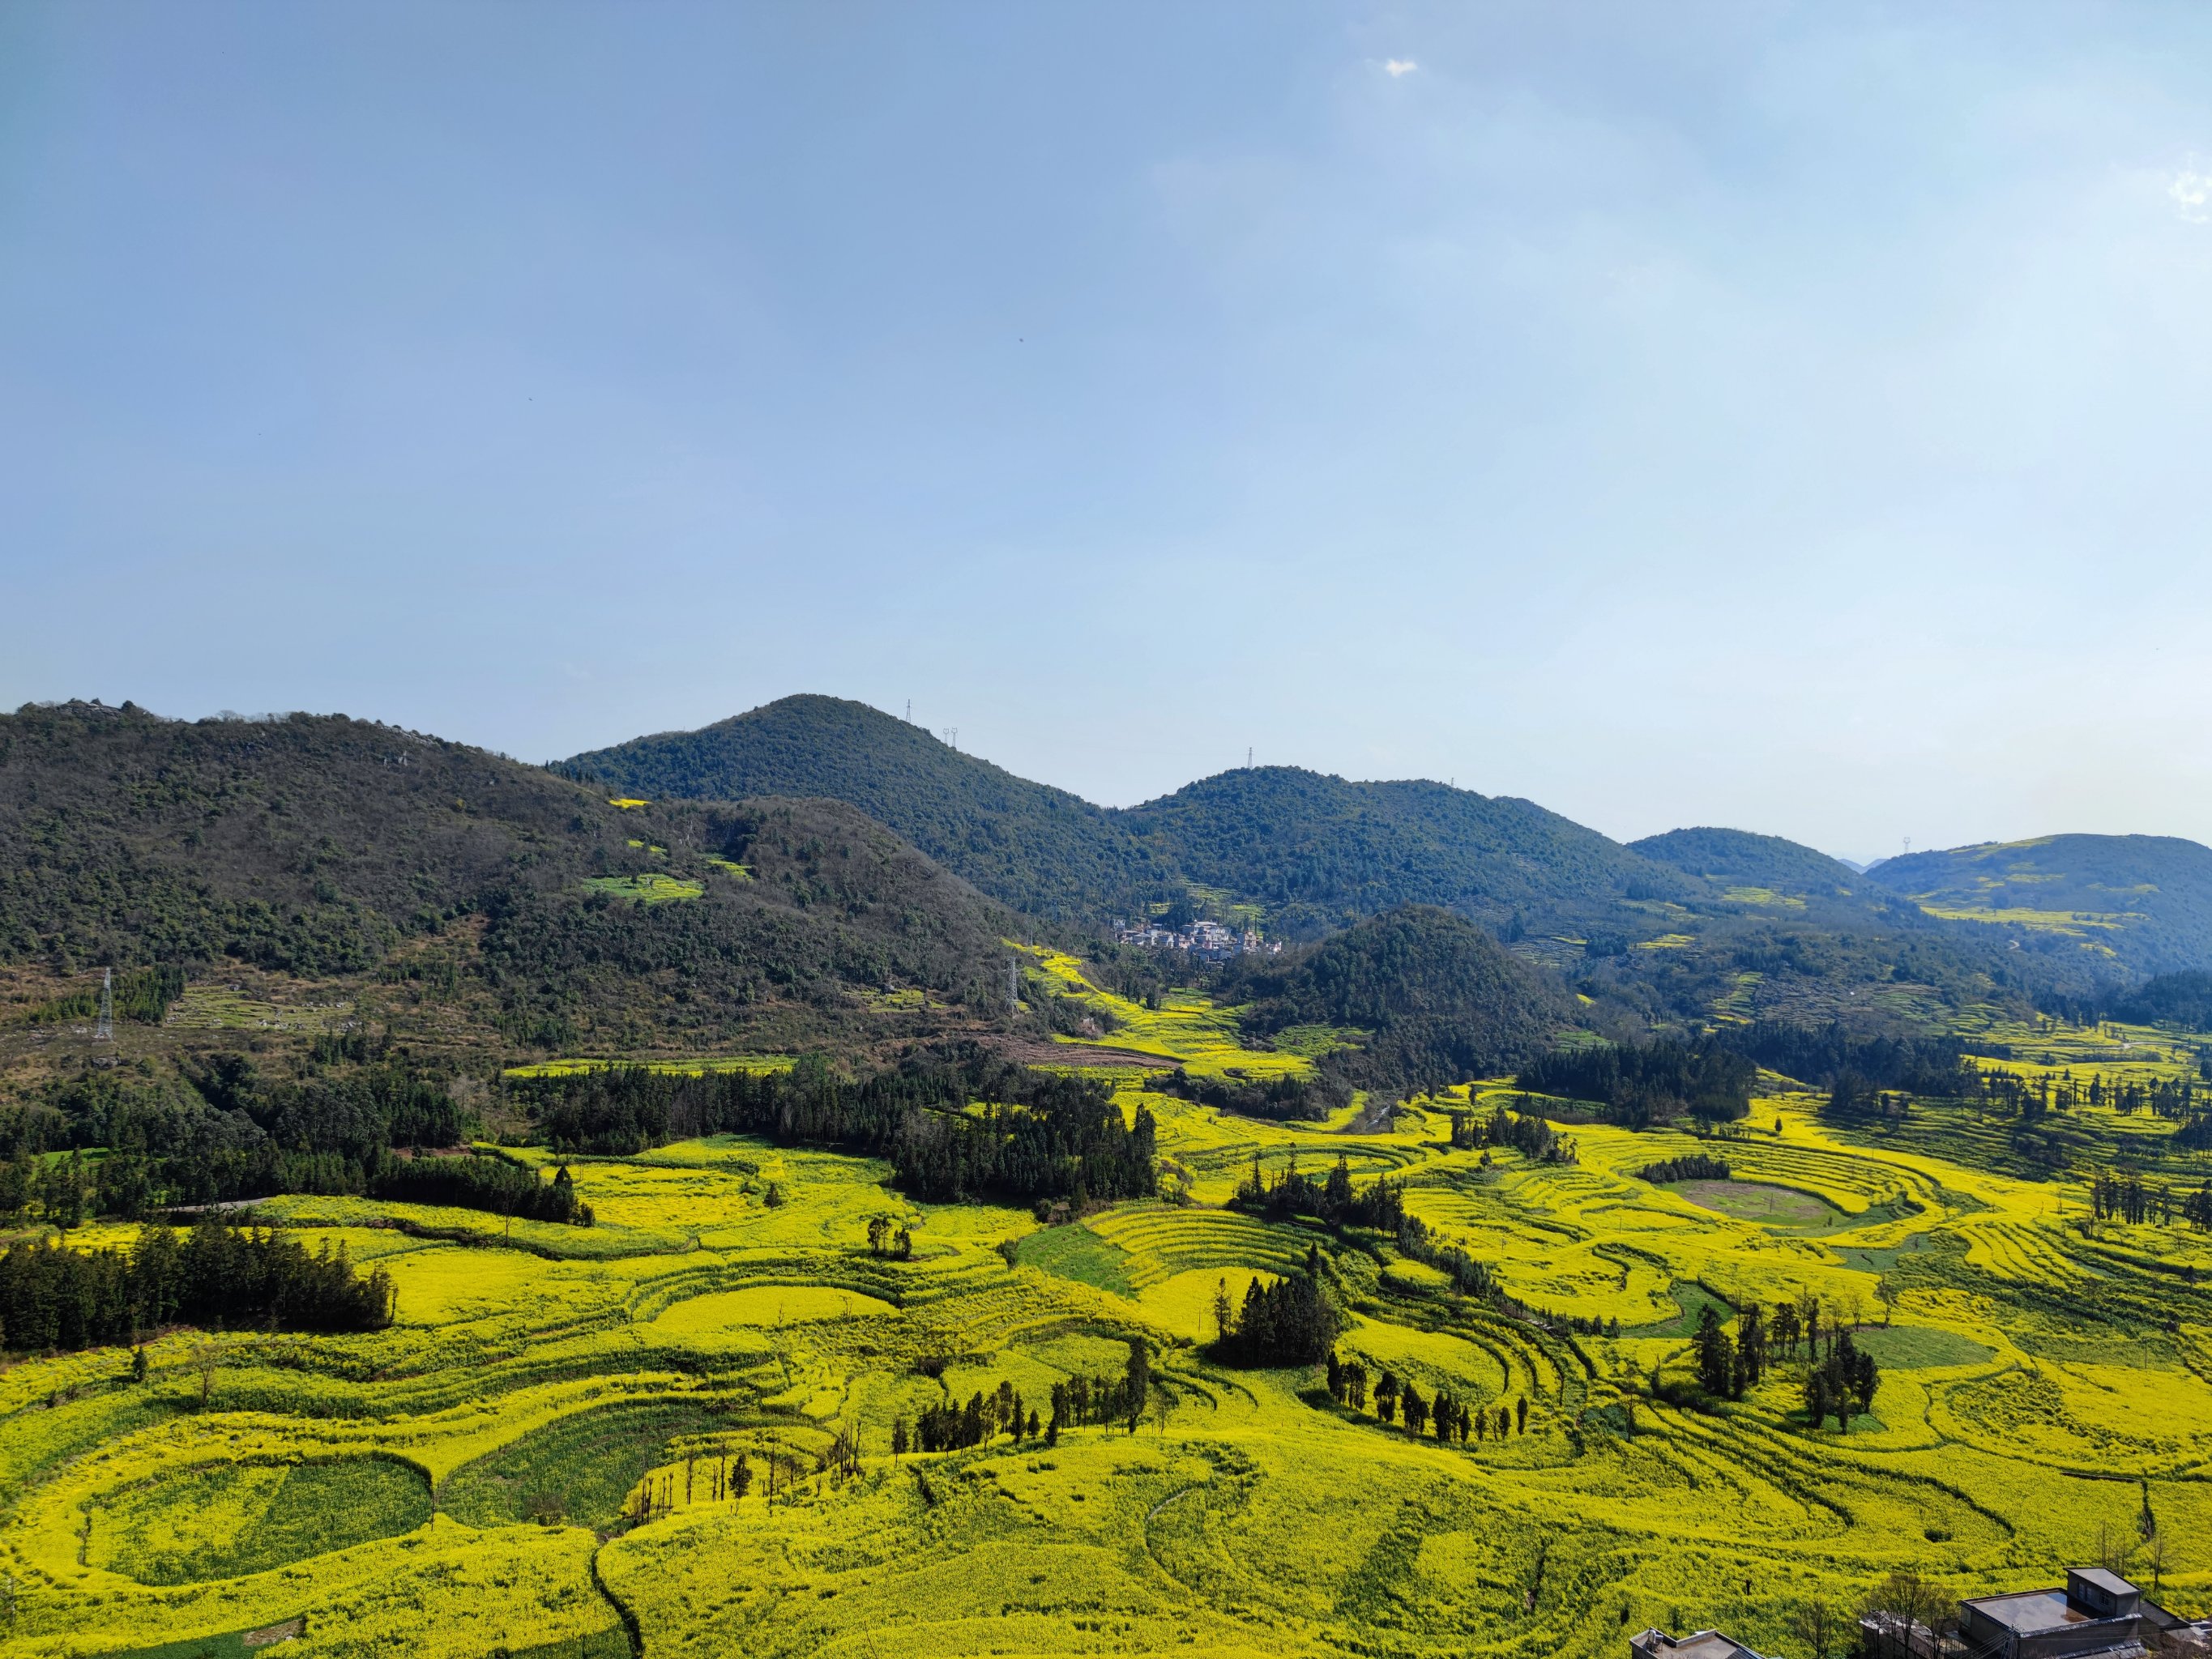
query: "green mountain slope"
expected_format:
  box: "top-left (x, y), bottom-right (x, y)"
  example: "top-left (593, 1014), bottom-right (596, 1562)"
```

top-left (1865, 834), bottom-right (2212, 975)
top-left (570, 702), bottom-right (1701, 937)
top-left (1629, 827), bottom-right (1862, 898)
top-left (565, 695), bottom-right (1170, 920)
top-left (1221, 905), bottom-right (1576, 1095)
top-left (0, 701), bottom-right (1018, 1056)
top-left (1125, 768), bottom-right (1701, 937)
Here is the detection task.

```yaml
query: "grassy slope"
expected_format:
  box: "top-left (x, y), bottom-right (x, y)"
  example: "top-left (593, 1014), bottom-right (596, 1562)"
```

top-left (15, 989), bottom-right (2212, 1658)
top-left (1867, 834), bottom-right (2212, 976)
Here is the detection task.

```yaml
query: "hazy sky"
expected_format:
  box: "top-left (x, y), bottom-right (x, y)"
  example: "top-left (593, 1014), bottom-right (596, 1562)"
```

top-left (6, 3), bottom-right (2211, 864)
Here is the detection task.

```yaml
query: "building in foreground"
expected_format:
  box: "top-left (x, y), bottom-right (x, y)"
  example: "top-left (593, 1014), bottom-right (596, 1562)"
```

top-left (1632, 1568), bottom-right (2212, 1659)
top-left (1629, 1628), bottom-right (1764, 1659)
top-left (1945, 1567), bottom-right (2208, 1658)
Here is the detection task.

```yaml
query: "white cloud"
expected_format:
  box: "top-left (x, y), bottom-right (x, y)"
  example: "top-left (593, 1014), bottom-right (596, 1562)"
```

top-left (1384, 58), bottom-right (1418, 78)
top-left (2171, 168), bottom-right (2211, 223)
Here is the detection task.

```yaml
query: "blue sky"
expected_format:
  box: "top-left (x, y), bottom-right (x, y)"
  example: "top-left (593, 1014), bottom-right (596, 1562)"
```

top-left (4, 2), bottom-right (2210, 864)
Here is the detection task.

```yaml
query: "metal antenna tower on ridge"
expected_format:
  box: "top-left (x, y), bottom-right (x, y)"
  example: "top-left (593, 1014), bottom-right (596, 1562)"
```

top-left (93, 968), bottom-right (114, 1042)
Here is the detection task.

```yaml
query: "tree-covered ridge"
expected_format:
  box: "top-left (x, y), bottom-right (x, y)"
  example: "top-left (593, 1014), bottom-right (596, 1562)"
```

top-left (557, 697), bottom-right (2157, 1020)
top-left (1628, 826), bottom-right (1862, 898)
top-left (1220, 906), bottom-right (1574, 1098)
top-left (0, 703), bottom-right (1022, 1053)
top-left (1120, 767), bottom-right (1703, 938)
top-left (1867, 833), bottom-right (2212, 975)
top-left (563, 694), bottom-right (1173, 921)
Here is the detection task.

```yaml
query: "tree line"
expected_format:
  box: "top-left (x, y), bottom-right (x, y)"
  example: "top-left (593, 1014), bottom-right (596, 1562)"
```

top-left (1514, 1039), bottom-right (1754, 1129)
top-left (1638, 1154), bottom-right (1730, 1184)
top-left (2091, 1169), bottom-right (2212, 1229)
top-left (0, 1216), bottom-right (395, 1354)
top-left (892, 1340), bottom-right (1152, 1455)
top-left (1324, 1353), bottom-right (1529, 1445)
top-left (1146, 1066), bottom-right (1348, 1124)
top-left (515, 1046), bottom-right (1155, 1207)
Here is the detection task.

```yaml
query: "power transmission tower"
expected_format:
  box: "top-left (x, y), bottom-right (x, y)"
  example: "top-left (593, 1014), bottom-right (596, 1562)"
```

top-left (906, 700), bottom-right (912, 723)
top-left (1247, 747), bottom-right (1253, 769)
top-left (93, 968), bottom-right (114, 1042)
top-left (946, 727), bottom-right (959, 751)
top-left (1008, 957), bottom-right (1019, 1014)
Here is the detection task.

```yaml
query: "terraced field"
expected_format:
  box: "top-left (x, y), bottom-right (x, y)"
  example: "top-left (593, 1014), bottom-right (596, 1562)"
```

top-left (9, 1000), bottom-right (2212, 1657)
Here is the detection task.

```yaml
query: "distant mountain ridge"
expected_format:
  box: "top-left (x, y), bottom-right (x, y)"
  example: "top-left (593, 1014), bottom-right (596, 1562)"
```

top-left (567, 696), bottom-right (1700, 938)
top-left (1866, 834), bottom-right (2212, 977)
top-left (1629, 827), bottom-right (1862, 898)
top-left (565, 696), bottom-right (2158, 1023)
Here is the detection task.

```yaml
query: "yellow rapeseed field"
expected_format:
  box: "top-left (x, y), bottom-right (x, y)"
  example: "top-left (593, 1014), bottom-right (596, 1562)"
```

top-left (9, 993), bottom-right (2212, 1657)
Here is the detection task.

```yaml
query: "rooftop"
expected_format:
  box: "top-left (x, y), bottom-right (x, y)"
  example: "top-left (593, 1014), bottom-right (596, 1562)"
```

top-left (2074, 1569), bottom-right (2141, 1601)
top-left (1629, 1628), bottom-right (1764, 1659)
top-left (1965, 1589), bottom-right (2110, 1635)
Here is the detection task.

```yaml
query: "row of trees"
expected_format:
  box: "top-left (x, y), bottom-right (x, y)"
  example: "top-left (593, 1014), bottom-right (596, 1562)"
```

top-left (1675, 1296), bottom-right (1881, 1427)
top-left (903, 1382), bottom-right (1042, 1453)
top-left (519, 1047), bottom-right (1155, 1206)
top-left (1323, 1353), bottom-right (1530, 1444)
top-left (0, 1217), bottom-right (396, 1354)
top-left (2090, 1170), bottom-right (2212, 1229)
top-left (1638, 1154), bottom-right (1731, 1184)
top-left (1146, 1066), bottom-right (1347, 1124)
top-left (0, 1144), bottom-right (590, 1230)
top-left (895, 1341), bottom-right (1157, 1455)
top-left (1231, 1154), bottom-right (1408, 1230)
top-left (1515, 1039), bottom-right (1755, 1128)
top-left (369, 1152), bottom-right (591, 1225)
top-left (1447, 1101), bottom-right (1578, 1164)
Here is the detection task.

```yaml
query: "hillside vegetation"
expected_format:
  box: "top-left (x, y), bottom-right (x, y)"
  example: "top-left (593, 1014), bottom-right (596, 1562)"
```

top-left (568, 699), bottom-right (2180, 1029)
top-left (1629, 826), bottom-right (1864, 898)
top-left (0, 702), bottom-right (1020, 1061)
top-left (1223, 906), bottom-right (1575, 1097)
top-left (1868, 833), bottom-right (2212, 976)
top-left (563, 695), bottom-right (1173, 920)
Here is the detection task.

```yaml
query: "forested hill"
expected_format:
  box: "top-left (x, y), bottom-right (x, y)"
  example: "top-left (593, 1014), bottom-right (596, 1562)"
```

top-left (1219, 906), bottom-right (1576, 1097)
top-left (569, 699), bottom-right (1701, 937)
top-left (0, 702), bottom-right (1019, 1053)
top-left (1629, 827), bottom-right (1862, 898)
top-left (1865, 834), bottom-right (2212, 976)
top-left (563, 695), bottom-right (1172, 921)
top-left (1123, 768), bottom-right (1700, 937)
